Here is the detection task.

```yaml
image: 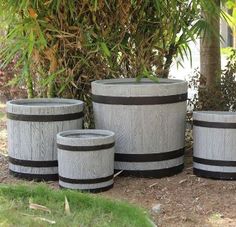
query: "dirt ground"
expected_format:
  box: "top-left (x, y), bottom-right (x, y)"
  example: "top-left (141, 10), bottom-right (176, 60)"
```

top-left (1, 103), bottom-right (236, 227)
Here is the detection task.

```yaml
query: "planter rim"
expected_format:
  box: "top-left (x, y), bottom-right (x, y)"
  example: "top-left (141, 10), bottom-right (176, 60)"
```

top-left (92, 78), bottom-right (187, 98)
top-left (193, 111), bottom-right (236, 123)
top-left (58, 129), bottom-right (115, 139)
top-left (92, 78), bottom-right (186, 86)
top-left (57, 129), bottom-right (115, 147)
top-left (7, 98), bottom-right (83, 108)
top-left (194, 111), bottom-right (236, 116)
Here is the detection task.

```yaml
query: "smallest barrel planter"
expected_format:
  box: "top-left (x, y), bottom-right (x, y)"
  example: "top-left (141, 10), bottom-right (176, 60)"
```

top-left (57, 129), bottom-right (115, 192)
top-left (193, 111), bottom-right (236, 180)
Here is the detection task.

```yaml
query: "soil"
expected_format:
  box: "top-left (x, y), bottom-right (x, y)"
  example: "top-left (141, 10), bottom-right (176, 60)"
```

top-left (1, 103), bottom-right (236, 227)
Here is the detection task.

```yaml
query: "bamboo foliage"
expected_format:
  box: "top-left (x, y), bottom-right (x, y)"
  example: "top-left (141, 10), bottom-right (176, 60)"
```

top-left (0, 0), bottom-right (219, 125)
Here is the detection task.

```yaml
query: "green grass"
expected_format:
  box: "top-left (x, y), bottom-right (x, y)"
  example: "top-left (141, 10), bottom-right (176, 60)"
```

top-left (0, 184), bottom-right (153, 227)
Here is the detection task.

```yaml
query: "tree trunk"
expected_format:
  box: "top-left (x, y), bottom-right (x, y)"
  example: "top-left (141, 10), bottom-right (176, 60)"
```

top-left (200, 0), bottom-right (221, 86)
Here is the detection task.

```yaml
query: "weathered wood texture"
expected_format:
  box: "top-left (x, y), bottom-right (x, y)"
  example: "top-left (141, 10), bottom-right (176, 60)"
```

top-left (92, 78), bottom-right (187, 178)
top-left (7, 98), bottom-right (84, 181)
top-left (57, 129), bottom-right (115, 192)
top-left (193, 111), bottom-right (236, 180)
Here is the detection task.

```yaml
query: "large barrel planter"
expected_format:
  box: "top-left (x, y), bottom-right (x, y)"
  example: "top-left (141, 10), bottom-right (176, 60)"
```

top-left (92, 78), bottom-right (187, 178)
top-left (193, 111), bottom-right (236, 180)
top-left (7, 98), bottom-right (84, 181)
top-left (57, 129), bottom-right (115, 192)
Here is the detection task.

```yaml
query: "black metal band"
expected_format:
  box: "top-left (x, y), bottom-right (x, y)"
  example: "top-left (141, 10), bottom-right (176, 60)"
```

top-left (115, 164), bottom-right (184, 178)
top-left (9, 170), bottom-right (58, 181)
top-left (57, 142), bottom-right (115, 152)
top-left (92, 93), bottom-right (187, 105)
top-left (59, 174), bottom-right (113, 184)
top-left (193, 168), bottom-right (236, 180)
top-left (193, 156), bottom-right (236, 167)
top-left (193, 120), bottom-right (236, 129)
top-left (7, 111), bottom-right (84, 122)
top-left (9, 157), bottom-right (58, 167)
top-left (59, 184), bottom-right (114, 193)
top-left (115, 148), bottom-right (184, 162)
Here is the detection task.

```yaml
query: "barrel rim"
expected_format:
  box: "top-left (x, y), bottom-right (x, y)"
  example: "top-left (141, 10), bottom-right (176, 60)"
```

top-left (57, 129), bottom-right (115, 139)
top-left (193, 111), bottom-right (236, 124)
top-left (57, 129), bottom-right (115, 147)
top-left (92, 78), bottom-right (187, 98)
top-left (7, 98), bottom-right (84, 109)
top-left (194, 111), bottom-right (236, 116)
top-left (92, 78), bottom-right (187, 87)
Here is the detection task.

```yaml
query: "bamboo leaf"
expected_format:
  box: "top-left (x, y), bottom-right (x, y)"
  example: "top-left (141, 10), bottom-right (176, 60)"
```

top-left (100, 42), bottom-right (111, 57)
top-left (64, 196), bottom-right (71, 215)
top-left (29, 201), bottom-right (51, 213)
top-left (28, 30), bottom-right (35, 57)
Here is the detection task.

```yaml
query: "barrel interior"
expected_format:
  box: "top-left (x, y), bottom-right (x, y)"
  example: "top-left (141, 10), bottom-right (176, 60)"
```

top-left (59, 130), bottom-right (114, 140)
top-left (96, 78), bottom-right (185, 86)
top-left (62, 132), bottom-right (108, 139)
top-left (105, 81), bottom-right (175, 85)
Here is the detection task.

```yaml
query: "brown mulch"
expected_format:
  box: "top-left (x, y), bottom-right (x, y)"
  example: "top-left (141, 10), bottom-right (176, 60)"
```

top-left (1, 104), bottom-right (236, 226)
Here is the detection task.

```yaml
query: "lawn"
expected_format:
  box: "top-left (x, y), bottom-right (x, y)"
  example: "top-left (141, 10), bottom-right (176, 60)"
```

top-left (0, 184), bottom-right (153, 227)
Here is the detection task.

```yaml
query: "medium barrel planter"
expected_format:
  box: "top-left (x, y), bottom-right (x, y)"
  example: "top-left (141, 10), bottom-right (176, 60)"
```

top-left (193, 111), bottom-right (236, 180)
top-left (57, 129), bottom-right (115, 192)
top-left (92, 78), bottom-right (187, 178)
top-left (7, 98), bottom-right (84, 181)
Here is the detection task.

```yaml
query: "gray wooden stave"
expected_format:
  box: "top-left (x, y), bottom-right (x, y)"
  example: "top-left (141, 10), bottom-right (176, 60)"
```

top-left (7, 98), bottom-right (84, 181)
top-left (92, 78), bottom-right (187, 178)
top-left (57, 129), bottom-right (115, 192)
top-left (193, 111), bottom-right (236, 180)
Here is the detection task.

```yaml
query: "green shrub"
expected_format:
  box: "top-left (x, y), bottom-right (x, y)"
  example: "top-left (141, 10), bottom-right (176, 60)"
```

top-left (0, 0), bottom-right (219, 127)
top-left (189, 50), bottom-right (236, 111)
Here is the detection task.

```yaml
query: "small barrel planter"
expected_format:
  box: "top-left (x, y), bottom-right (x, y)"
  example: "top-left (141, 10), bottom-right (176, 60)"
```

top-left (7, 98), bottom-right (84, 181)
top-left (57, 129), bottom-right (115, 192)
top-left (92, 78), bottom-right (187, 178)
top-left (193, 111), bottom-right (236, 180)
